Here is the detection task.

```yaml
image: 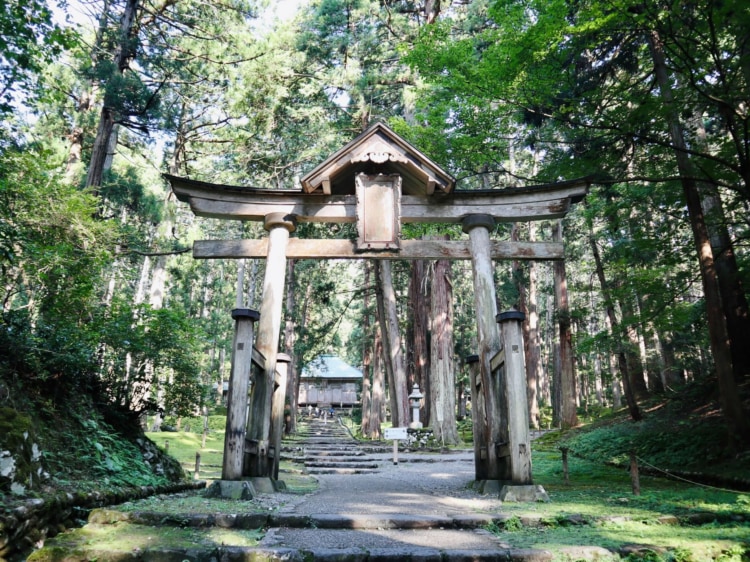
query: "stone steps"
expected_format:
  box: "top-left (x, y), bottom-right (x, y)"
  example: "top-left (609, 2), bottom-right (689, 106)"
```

top-left (292, 418), bottom-right (380, 477)
top-left (45, 509), bottom-right (622, 561)
top-left (304, 461), bottom-right (379, 469)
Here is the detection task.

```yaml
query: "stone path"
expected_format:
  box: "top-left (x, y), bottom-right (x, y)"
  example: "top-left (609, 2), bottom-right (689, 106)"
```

top-left (257, 417), bottom-right (602, 560)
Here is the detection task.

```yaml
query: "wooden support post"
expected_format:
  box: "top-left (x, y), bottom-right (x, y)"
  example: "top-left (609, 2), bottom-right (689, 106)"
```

top-left (222, 308), bottom-right (259, 480)
top-left (245, 212), bottom-right (296, 478)
top-left (269, 353), bottom-right (291, 481)
top-left (630, 451), bottom-right (641, 496)
top-left (561, 447), bottom-right (569, 485)
top-left (463, 215), bottom-right (503, 482)
top-left (467, 355), bottom-right (489, 481)
top-left (497, 310), bottom-right (533, 484)
top-left (195, 451), bottom-right (201, 480)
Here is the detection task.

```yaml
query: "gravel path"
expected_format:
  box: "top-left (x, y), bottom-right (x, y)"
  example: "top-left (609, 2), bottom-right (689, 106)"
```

top-left (276, 450), bottom-right (504, 517)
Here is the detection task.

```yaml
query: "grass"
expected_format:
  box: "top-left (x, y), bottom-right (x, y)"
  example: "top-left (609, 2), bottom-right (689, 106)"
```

top-left (114, 493), bottom-right (270, 515)
top-left (144, 428), bottom-right (318, 494)
top-left (27, 521), bottom-right (263, 561)
top-left (147, 429), bottom-right (224, 481)
top-left (486, 520), bottom-right (749, 562)
top-left (477, 433), bottom-right (750, 561)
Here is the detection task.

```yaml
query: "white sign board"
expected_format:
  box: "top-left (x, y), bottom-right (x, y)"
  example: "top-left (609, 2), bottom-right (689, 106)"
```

top-left (384, 427), bottom-right (408, 440)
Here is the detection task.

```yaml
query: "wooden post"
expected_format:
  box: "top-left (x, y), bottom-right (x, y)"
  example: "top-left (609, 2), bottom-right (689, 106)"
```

top-left (561, 446), bottom-right (569, 485)
top-left (222, 308), bottom-right (259, 480)
top-left (269, 353), bottom-right (291, 481)
top-left (466, 354), bottom-right (489, 481)
top-left (195, 451), bottom-right (201, 480)
top-left (497, 310), bottom-right (533, 484)
top-left (629, 451), bottom-right (641, 495)
top-left (201, 406), bottom-right (209, 449)
top-left (245, 212), bottom-right (296, 478)
top-left (462, 215), bottom-right (503, 482)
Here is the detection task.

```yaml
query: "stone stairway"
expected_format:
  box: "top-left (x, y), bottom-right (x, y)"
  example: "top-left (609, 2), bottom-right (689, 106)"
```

top-left (289, 416), bottom-right (381, 475)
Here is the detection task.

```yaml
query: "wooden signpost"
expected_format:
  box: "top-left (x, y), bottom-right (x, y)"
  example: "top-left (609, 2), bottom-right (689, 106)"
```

top-left (384, 427), bottom-right (408, 465)
top-left (165, 122), bottom-right (588, 494)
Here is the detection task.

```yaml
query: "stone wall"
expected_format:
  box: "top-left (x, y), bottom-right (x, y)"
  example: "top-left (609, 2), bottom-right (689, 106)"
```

top-left (0, 480), bottom-right (206, 560)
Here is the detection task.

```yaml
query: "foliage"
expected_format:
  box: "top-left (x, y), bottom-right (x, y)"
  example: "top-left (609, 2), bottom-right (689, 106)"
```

top-left (97, 300), bottom-right (207, 416)
top-left (559, 378), bottom-right (750, 478)
top-left (0, 0), bottom-right (78, 117)
top-left (0, 371), bottom-right (185, 497)
top-left (0, 145), bottom-right (113, 400)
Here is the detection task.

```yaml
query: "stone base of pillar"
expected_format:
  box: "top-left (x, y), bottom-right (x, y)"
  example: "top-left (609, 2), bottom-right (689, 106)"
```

top-left (408, 421), bottom-right (423, 429)
top-left (474, 479), bottom-right (502, 495)
top-left (248, 476), bottom-right (285, 493)
top-left (499, 484), bottom-right (550, 503)
top-left (205, 480), bottom-right (256, 500)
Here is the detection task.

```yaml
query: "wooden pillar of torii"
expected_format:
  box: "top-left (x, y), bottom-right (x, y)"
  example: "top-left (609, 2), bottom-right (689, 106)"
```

top-left (243, 212), bottom-right (295, 483)
top-left (165, 122), bottom-right (588, 495)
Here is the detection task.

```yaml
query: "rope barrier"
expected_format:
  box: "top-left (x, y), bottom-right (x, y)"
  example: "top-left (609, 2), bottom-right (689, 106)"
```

top-left (562, 447), bottom-right (748, 493)
top-left (635, 455), bottom-right (743, 494)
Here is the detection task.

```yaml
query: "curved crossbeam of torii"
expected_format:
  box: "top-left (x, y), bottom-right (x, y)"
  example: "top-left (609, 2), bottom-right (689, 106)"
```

top-left (165, 122), bottom-right (589, 496)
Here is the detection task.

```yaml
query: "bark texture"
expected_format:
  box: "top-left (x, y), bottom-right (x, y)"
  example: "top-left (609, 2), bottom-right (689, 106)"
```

top-left (429, 252), bottom-right (458, 444)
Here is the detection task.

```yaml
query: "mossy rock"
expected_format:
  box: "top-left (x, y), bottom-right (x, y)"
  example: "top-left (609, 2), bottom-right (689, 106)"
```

top-left (0, 407), bottom-right (45, 494)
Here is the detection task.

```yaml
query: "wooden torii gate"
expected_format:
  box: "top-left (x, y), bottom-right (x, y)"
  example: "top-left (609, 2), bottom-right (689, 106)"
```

top-left (166, 122), bottom-right (588, 497)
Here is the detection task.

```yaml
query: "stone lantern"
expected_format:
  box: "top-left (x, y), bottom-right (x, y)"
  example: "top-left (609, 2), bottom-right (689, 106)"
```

top-left (408, 383), bottom-right (423, 429)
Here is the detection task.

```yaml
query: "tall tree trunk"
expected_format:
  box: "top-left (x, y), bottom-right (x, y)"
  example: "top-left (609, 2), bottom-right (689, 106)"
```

top-left (284, 259), bottom-right (298, 434)
top-left (553, 221), bottom-right (578, 429)
top-left (511, 222), bottom-right (539, 429)
top-left (526, 222), bottom-right (542, 428)
top-left (361, 261), bottom-right (374, 436)
top-left (590, 231), bottom-right (642, 421)
top-left (619, 296), bottom-right (649, 399)
top-left (430, 251), bottom-right (458, 444)
top-left (370, 326), bottom-right (384, 439)
top-left (424, 0), bottom-right (441, 24)
top-left (86, 0), bottom-right (141, 191)
top-left (374, 262), bottom-right (397, 424)
top-left (374, 260), bottom-right (409, 427)
top-left (649, 31), bottom-right (749, 448)
top-left (694, 123), bottom-right (750, 383)
top-left (540, 292), bottom-right (554, 409)
top-left (409, 256), bottom-right (431, 425)
top-left (149, 255), bottom-right (168, 309)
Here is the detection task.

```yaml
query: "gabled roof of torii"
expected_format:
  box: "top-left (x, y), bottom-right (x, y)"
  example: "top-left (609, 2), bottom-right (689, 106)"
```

top-left (300, 122), bottom-right (456, 196)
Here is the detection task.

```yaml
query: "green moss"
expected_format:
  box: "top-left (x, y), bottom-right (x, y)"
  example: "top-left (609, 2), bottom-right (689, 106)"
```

top-left (0, 406), bottom-right (42, 493)
top-left (0, 407), bottom-right (33, 445)
top-left (34, 521), bottom-right (263, 555)
top-left (26, 545), bottom-right (70, 562)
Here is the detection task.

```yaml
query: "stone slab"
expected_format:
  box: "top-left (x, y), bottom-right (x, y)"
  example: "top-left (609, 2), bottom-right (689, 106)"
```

top-left (499, 484), bottom-right (550, 503)
top-left (204, 480), bottom-right (256, 500)
top-left (476, 479), bottom-right (503, 495)
top-left (310, 513), bottom-right (455, 530)
top-left (259, 527), bottom-right (510, 551)
top-left (248, 476), bottom-right (278, 493)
